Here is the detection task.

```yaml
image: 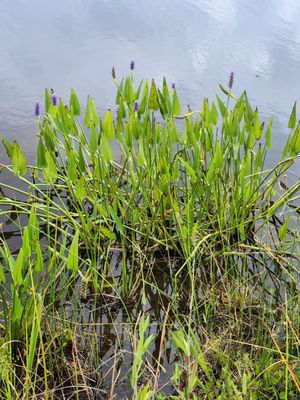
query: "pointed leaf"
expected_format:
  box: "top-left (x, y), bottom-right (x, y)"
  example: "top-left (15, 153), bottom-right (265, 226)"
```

top-left (101, 135), bottom-right (113, 162)
top-left (124, 77), bottom-right (134, 104)
top-left (216, 94), bottom-right (227, 117)
top-left (12, 141), bottom-right (27, 176)
top-left (67, 230), bottom-right (79, 271)
top-left (1, 135), bottom-right (13, 159)
top-left (43, 151), bottom-right (57, 182)
top-left (45, 88), bottom-right (51, 113)
top-left (75, 176), bottom-right (87, 201)
top-left (172, 88), bottom-right (181, 115)
top-left (35, 241), bottom-right (44, 272)
top-left (288, 102), bottom-right (296, 129)
top-left (279, 216), bottom-right (290, 241)
top-left (148, 79), bottom-right (159, 111)
top-left (288, 121), bottom-right (300, 154)
top-left (103, 110), bottom-right (115, 140)
top-left (67, 149), bottom-right (77, 181)
top-left (22, 227), bottom-right (31, 258)
top-left (158, 88), bottom-right (168, 117)
top-left (84, 97), bottom-right (98, 128)
top-left (36, 137), bottom-right (46, 168)
top-left (29, 207), bottom-right (39, 244)
top-left (139, 80), bottom-right (148, 114)
top-left (109, 206), bottom-right (124, 234)
top-left (163, 77), bottom-right (171, 113)
top-left (70, 89), bottom-right (81, 116)
top-left (0, 263), bottom-right (6, 283)
top-left (253, 108), bottom-right (262, 140)
top-left (265, 116), bottom-right (273, 149)
top-left (12, 249), bottom-right (23, 285)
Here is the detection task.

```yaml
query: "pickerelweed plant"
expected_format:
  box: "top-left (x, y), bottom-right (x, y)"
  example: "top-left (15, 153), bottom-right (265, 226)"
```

top-left (1, 71), bottom-right (300, 284)
top-left (0, 68), bottom-right (300, 398)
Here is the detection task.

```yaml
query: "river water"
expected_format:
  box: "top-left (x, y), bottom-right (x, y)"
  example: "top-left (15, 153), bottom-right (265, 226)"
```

top-left (1, 0), bottom-right (300, 162)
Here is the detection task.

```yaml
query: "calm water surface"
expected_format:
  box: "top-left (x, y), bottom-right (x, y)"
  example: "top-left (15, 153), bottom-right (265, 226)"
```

top-left (1, 0), bottom-right (300, 161)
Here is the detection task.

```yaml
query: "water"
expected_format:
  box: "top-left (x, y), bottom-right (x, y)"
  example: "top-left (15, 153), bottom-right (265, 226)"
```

top-left (1, 3), bottom-right (300, 395)
top-left (1, 0), bottom-right (300, 161)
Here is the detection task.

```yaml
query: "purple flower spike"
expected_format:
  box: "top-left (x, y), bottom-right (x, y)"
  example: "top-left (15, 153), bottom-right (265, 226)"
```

top-left (171, 83), bottom-right (175, 89)
top-left (130, 60), bottom-right (135, 70)
top-left (229, 72), bottom-right (234, 89)
top-left (112, 66), bottom-right (116, 79)
top-left (34, 101), bottom-right (40, 117)
top-left (134, 101), bottom-right (139, 111)
top-left (51, 93), bottom-right (57, 106)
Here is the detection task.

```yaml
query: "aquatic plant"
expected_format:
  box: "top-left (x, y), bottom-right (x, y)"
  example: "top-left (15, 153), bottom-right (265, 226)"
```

top-left (0, 68), bottom-right (299, 398)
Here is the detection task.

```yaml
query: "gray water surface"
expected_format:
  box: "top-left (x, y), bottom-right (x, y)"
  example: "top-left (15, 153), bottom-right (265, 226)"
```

top-left (1, 0), bottom-right (300, 160)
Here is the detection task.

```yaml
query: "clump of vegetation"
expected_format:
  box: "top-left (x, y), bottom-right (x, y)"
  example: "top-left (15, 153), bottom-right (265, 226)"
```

top-left (0, 65), bottom-right (299, 399)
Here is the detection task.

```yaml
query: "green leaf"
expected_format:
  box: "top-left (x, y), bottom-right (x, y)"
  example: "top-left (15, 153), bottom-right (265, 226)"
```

top-left (109, 206), bottom-right (124, 234)
top-left (70, 89), bottom-right (81, 116)
top-left (44, 123), bottom-right (56, 152)
top-left (36, 137), bottom-right (46, 168)
top-left (279, 216), bottom-right (290, 241)
top-left (29, 207), bottom-right (39, 244)
top-left (12, 249), bottom-right (23, 285)
top-left (99, 226), bottom-right (115, 240)
top-left (101, 135), bottom-right (113, 162)
top-left (75, 177), bottom-right (87, 201)
top-left (12, 291), bottom-right (23, 323)
top-left (35, 241), bottom-right (44, 273)
top-left (129, 114), bottom-right (140, 140)
top-left (27, 293), bottom-right (43, 371)
top-left (137, 137), bottom-right (146, 166)
top-left (124, 77), bottom-right (134, 104)
top-left (137, 384), bottom-right (152, 400)
top-left (157, 88), bottom-right (168, 117)
top-left (143, 335), bottom-right (154, 353)
top-left (45, 88), bottom-right (51, 113)
top-left (172, 87), bottom-right (181, 115)
top-left (265, 116), bottom-right (273, 149)
top-left (252, 108), bottom-right (262, 140)
top-left (134, 79), bottom-right (143, 100)
top-left (247, 129), bottom-right (255, 150)
top-left (215, 141), bottom-right (223, 169)
top-left (1, 135), bottom-right (13, 159)
top-left (162, 77), bottom-right (171, 113)
top-left (78, 144), bottom-right (86, 172)
top-left (12, 141), bottom-right (27, 176)
top-left (43, 151), bottom-right (57, 182)
top-left (244, 93), bottom-right (254, 123)
top-left (208, 101), bottom-right (218, 125)
top-left (22, 227), bottom-right (31, 258)
top-left (288, 101), bottom-right (296, 129)
top-left (58, 99), bottom-right (71, 129)
top-left (148, 79), bottom-right (159, 111)
top-left (179, 157), bottom-right (196, 180)
top-left (139, 80), bottom-right (148, 114)
top-left (67, 230), bottom-right (79, 271)
top-left (115, 78), bottom-right (124, 104)
top-left (288, 120), bottom-right (300, 154)
top-left (172, 330), bottom-right (190, 357)
top-left (89, 124), bottom-right (98, 159)
top-left (0, 263), bottom-right (6, 283)
top-left (117, 100), bottom-right (126, 120)
top-left (103, 110), bottom-right (115, 140)
top-left (216, 94), bottom-right (227, 117)
top-left (67, 149), bottom-right (77, 181)
top-left (84, 97), bottom-right (98, 128)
